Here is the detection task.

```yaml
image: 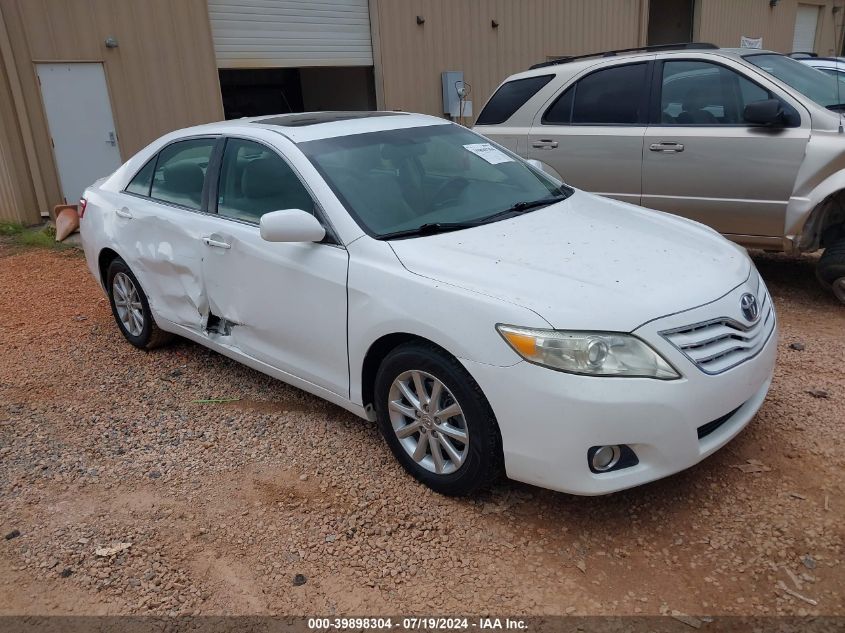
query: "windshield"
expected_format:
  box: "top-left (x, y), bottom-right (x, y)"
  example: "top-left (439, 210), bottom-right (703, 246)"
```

top-left (299, 124), bottom-right (567, 238)
top-left (745, 53), bottom-right (845, 109)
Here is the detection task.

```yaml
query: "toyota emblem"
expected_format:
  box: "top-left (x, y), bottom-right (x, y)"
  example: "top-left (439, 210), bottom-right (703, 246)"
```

top-left (740, 293), bottom-right (759, 322)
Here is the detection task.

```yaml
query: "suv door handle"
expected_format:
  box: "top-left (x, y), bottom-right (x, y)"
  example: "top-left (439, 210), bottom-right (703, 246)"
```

top-left (531, 139), bottom-right (559, 149)
top-left (649, 142), bottom-right (685, 153)
top-left (202, 236), bottom-right (231, 250)
top-left (115, 207), bottom-right (133, 219)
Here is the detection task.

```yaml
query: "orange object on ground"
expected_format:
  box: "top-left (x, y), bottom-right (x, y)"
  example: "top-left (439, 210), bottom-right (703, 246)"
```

top-left (55, 206), bottom-right (80, 241)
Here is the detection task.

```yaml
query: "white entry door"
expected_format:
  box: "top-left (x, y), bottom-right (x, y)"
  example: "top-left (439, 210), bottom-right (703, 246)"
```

top-left (36, 63), bottom-right (122, 204)
top-left (793, 4), bottom-right (820, 53)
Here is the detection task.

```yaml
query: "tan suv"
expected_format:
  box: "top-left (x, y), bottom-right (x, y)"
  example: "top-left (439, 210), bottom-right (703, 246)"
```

top-left (474, 43), bottom-right (845, 303)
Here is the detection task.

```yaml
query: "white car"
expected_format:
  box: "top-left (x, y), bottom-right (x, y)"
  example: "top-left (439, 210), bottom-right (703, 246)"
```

top-left (80, 112), bottom-right (777, 496)
top-left (794, 54), bottom-right (845, 79)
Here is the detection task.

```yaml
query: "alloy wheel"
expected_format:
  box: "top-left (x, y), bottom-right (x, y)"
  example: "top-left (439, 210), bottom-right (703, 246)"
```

top-left (387, 370), bottom-right (469, 475)
top-left (112, 272), bottom-right (144, 337)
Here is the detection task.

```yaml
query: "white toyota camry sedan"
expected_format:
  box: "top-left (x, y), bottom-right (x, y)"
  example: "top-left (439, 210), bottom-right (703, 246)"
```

top-left (80, 112), bottom-right (777, 496)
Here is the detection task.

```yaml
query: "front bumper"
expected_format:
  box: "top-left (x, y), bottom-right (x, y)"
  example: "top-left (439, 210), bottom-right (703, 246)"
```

top-left (463, 277), bottom-right (778, 495)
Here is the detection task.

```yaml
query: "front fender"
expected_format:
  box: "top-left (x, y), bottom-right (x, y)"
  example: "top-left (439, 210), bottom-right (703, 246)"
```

top-left (786, 169), bottom-right (845, 251)
top-left (346, 238), bottom-right (549, 406)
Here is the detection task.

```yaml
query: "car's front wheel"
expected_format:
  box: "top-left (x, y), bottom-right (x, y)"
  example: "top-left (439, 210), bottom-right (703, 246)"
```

top-left (106, 258), bottom-right (172, 349)
top-left (374, 342), bottom-right (502, 496)
top-left (817, 238), bottom-right (845, 304)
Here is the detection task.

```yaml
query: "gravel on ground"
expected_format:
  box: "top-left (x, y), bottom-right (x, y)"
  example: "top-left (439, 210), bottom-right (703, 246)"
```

top-left (0, 243), bottom-right (842, 617)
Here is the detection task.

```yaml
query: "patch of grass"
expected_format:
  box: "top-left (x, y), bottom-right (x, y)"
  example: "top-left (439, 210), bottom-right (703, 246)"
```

top-left (0, 223), bottom-right (71, 250)
top-left (0, 222), bottom-right (24, 236)
top-left (18, 227), bottom-right (61, 248)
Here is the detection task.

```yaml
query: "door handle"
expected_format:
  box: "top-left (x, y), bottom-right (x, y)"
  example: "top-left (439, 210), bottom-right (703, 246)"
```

top-left (106, 132), bottom-right (117, 147)
top-left (649, 142), bottom-right (685, 153)
top-left (202, 236), bottom-right (231, 250)
top-left (531, 139), bottom-right (559, 149)
top-left (115, 207), bottom-right (133, 219)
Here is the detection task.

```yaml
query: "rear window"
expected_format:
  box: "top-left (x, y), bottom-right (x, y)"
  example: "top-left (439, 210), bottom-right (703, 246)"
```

top-left (476, 75), bottom-right (554, 125)
top-left (543, 63), bottom-right (648, 125)
top-left (125, 158), bottom-right (155, 197)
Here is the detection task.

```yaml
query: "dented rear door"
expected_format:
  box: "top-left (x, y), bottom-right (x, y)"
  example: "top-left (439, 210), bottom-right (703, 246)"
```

top-left (112, 195), bottom-right (209, 329)
top-left (111, 137), bottom-right (218, 330)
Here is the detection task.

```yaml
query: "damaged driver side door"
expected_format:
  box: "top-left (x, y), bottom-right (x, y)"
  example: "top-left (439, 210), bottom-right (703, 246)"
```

top-left (197, 137), bottom-right (349, 398)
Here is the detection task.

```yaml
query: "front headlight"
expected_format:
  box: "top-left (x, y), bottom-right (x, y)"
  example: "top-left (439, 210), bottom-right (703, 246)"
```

top-left (496, 325), bottom-right (680, 379)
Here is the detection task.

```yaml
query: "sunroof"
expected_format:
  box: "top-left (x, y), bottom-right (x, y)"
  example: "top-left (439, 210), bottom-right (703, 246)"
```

top-left (255, 112), bottom-right (406, 127)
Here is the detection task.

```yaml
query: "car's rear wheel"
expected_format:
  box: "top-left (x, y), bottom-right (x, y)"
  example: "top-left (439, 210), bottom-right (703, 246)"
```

top-left (817, 238), bottom-right (845, 304)
top-left (374, 342), bottom-right (502, 496)
top-left (106, 258), bottom-right (172, 349)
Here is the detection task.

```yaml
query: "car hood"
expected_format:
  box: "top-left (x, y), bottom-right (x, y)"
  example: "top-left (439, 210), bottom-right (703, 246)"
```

top-left (388, 191), bottom-right (751, 331)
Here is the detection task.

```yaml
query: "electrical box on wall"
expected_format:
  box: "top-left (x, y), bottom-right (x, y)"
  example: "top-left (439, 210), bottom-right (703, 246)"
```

top-left (441, 70), bottom-right (464, 117)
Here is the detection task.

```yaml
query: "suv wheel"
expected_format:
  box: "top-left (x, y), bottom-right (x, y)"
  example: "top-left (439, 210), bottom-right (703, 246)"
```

top-left (373, 342), bottom-right (503, 496)
top-left (817, 238), bottom-right (845, 304)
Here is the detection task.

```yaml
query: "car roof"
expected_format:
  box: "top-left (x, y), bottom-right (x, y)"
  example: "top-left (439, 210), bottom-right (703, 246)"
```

top-left (505, 47), bottom-right (782, 82)
top-left (168, 111), bottom-right (450, 144)
top-left (801, 57), bottom-right (845, 66)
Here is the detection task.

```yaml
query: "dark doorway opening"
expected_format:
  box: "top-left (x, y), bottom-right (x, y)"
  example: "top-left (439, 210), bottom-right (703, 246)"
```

top-left (219, 68), bottom-right (303, 119)
top-left (219, 67), bottom-right (377, 120)
top-left (648, 0), bottom-right (696, 46)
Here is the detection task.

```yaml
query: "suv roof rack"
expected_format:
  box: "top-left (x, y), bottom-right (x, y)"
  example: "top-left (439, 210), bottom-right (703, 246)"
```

top-left (529, 42), bottom-right (719, 70)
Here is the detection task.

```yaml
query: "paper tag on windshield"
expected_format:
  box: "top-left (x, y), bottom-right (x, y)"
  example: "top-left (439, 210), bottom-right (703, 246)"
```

top-left (463, 143), bottom-right (513, 165)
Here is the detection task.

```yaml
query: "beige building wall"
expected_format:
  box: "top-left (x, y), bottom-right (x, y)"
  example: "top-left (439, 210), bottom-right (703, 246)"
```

top-left (0, 0), bottom-right (224, 225)
top-left (370, 0), bottom-right (648, 122)
top-left (696, 0), bottom-right (845, 55)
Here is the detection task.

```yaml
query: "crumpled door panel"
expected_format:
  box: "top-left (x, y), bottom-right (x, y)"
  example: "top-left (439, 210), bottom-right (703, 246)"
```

top-left (114, 201), bottom-right (207, 330)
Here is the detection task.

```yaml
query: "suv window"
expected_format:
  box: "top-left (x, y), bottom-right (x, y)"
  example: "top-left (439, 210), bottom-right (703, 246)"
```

top-left (217, 138), bottom-right (314, 224)
top-left (542, 86), bottom-right (574, 124)
top-left (660, 60), bottom-right (774, 125)
top-left (544, 63), bottom-right (647, 125)
top-left (150, 138), bottom-right (215, 209)
top-left (125, 157), bottom-right (155, 196)
top-left (476, 75), bottom-right (554, 125)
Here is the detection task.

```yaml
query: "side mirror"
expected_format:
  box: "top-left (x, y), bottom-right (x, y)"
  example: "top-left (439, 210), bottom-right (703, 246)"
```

top-left (744, 99), bottom-right (784, 126)
top-left (259, 209), bottom-right (326, 243)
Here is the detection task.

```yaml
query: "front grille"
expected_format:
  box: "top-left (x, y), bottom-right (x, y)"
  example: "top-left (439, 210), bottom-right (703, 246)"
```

top-left (660, 281), bottom-right (775, 375)
top-left (697, 405), bottom-right (741, 439)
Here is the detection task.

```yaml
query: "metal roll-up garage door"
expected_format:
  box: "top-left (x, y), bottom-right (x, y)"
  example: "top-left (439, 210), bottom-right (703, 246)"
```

top-left (208, 0), bottom-right (373, 68)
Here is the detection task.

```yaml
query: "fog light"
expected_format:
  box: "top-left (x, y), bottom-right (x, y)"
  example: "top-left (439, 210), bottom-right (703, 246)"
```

top-left (591, 445), bottom-right (621, 472)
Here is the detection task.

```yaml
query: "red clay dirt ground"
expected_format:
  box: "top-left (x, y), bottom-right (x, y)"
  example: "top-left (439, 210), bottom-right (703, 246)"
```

top-left (0, 243), bottom-right (842, 617)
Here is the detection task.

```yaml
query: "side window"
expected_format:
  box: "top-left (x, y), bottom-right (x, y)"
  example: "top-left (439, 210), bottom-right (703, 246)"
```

top-left (150, 138), bottom-right (215, 210)
top-left (660, 61), bottom-right (776, 125)
top-left (476, 75), bottom-right (554, 125)
top-left (570, 63), bottom-right (647, 125)
top-left (542, 85), bottom-right (574, 124)
top-left (217, 139), bottom-right (315, 224)
top-left (125, 157), bottom-right (155, 196)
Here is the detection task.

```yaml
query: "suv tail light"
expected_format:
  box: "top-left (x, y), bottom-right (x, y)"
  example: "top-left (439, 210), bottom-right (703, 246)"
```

top-left (78, 198), bottom-right (87, 219)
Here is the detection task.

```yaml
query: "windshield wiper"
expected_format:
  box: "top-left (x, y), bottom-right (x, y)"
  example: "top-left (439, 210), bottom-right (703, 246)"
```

top-left (479, 192), bottom-right (569, 223)
top-left (827, 103), bottom-right (845, 112)
top-left (376, 191), bottom-right (570, 240)
top-left (377, 221), bottom-right (483, 240)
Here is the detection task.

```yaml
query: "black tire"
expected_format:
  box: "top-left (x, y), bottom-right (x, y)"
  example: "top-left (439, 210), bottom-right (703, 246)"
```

top-left (374, 342), bottom-right (503, 496)
top-left (817, 238), bottom-right (845, 303)
top-left (106, 258), bottom-right (173, 349)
